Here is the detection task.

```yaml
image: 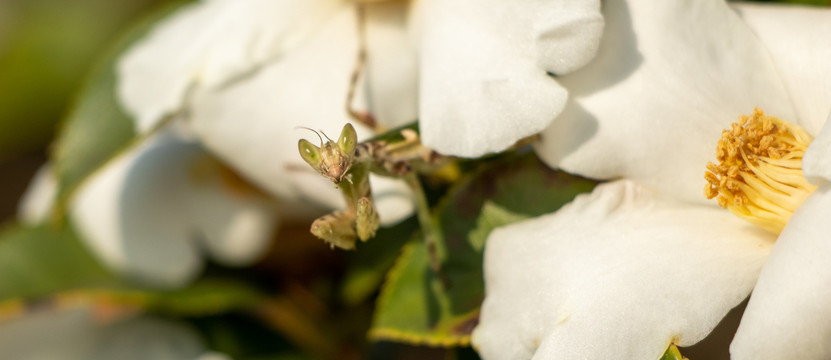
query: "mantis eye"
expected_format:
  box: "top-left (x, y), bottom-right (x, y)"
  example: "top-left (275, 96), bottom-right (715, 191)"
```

top-left (338, 123), bottom-right (358, 155)
top-left (298, 139), bottom-right (322, 168)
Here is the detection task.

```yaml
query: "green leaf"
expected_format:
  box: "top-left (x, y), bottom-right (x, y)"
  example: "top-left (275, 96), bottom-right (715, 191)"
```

top-left (92, 279), bottom-right (263, 317)
top-left (369, 153), bottom-right (597, 346)
top-left (0, 0), bottom-right (165, 160)
top-left (369, 237), bottom-right (479, 347)
top-left (661, 344), bottom-right (687, 360)
top-left (51, 1), bottom-right (187, 213)
top-left (341, 218), bottom-right (418, 306)
top-left (0, 223), bottom-right (115, 301)
top-left (756, 0), bottom-right (830, 5)
top-left (0, 222), bottom-right (261, 317)
top-left (468, 201), bottom-right (530, 252)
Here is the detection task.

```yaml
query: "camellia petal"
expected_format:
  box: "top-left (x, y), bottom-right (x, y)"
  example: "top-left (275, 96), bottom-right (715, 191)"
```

top-left (197, 353), bottom-right (232, 360)
top-left (532, 0), bottom-right (604, 76)
top-left (364, 1), bottom-right (419, 129)
top-left (0, 306), bottom-right (99, 360)
top-left (732, 3), bottom-right (831, 136)
top-left (803, 112), bottom-right (831, 185)
top-left (369, 174), bottom-right (415, 226)
top-left (71, 130), bottom-right (276, 287)
top-left (189, 194), bottom-right (275, 266)
top-left (17, 164), bottom-right (57, 224)
top-left (536, 0), bottom-right (795, 204)
top-left (416, 0), bottom-right (602, 157)
top-left (185, 5), bottom-right (357, 212)
top-left (186, 6), bottom-right (413, 225)
top-left (117, 0), bottom-right (343, 131)
top-left (730, 183), bottom-right (831, 360)
top-left (72, 135), bottom-right (200, 287)
top-left (183, 157), bottom-right (277, 266)
top-left (0, 306), bottom-right (214, 360)
top-left (472, 180), bottom-right (774, 360)
top-left (88, 316), bottom-right (211, 360)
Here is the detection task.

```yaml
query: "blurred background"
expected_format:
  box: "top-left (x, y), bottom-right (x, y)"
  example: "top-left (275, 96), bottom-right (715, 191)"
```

top-left (0, 0), bottom-right (174, 222)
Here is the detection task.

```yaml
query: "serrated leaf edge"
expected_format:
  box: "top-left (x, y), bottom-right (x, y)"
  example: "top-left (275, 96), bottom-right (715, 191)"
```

top-left (368, 327), bottom-right (470, 348)
top-left (370, 239), bottom-right (417, 329)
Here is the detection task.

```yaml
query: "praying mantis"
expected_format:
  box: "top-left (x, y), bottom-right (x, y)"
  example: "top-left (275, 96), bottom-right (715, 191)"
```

top-left (298, 123), bottom-right (446, 251)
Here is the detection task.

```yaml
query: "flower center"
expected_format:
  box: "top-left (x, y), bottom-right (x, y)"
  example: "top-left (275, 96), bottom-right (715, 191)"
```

top-left (704, 108), bottom-right (816, 234)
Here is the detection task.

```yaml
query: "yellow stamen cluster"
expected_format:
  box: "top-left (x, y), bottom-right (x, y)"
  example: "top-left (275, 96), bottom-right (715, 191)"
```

top-left (704, 108), bottom-right (816, 234)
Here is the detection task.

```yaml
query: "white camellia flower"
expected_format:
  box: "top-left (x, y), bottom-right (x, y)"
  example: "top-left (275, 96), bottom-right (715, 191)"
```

top-left (474, 1), bottom-right (831, 359)
top-left (20, 126), bottom-right (278, 288)
top-left (0, 304), bottom-right (229, 360)
top-left (116, 0), bottom-right (607, 189)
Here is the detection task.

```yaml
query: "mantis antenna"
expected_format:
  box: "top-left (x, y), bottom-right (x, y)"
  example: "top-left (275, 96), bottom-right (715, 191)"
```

top-left (295, 126), bottom-right (325, 145)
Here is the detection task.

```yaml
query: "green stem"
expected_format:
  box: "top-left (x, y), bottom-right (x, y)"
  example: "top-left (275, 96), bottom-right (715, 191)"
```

top-left (404, 173), bottom-right (448, 287)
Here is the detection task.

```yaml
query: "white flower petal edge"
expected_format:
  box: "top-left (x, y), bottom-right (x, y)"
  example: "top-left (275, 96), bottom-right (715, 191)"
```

top-left (71, 130), bottom-right (276, 288)
top-left (17, 164), bottom-right (57, 224)
top-left (197, 353), bottom-right (232, 360)
top-left (730, 183), bottom-right (831, 360)
top-left (535, 0), bottom-right (794, 204)
top-left (0, 306), bottom-right (218, 360)
top-left (472, 180), bottom-right (774, 360)
top-left (117, 0), bottom-right (343, 131)
top-left (182, 161), bottom-right (276, 266)
top-left (186, 5), bottom-right (413, 225)
top-left (88, 315), bottom-right (212, 360)
top-left (732, 2), bottom-right (831, 136)
top-left (370, 174), bottom-right (415, 227)
top-left (803, 112), bottom-right (831, 184)
top-left (416, 0), bottom-right (602, 158)
top-left (364, 1), bottom-right (419, 129)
